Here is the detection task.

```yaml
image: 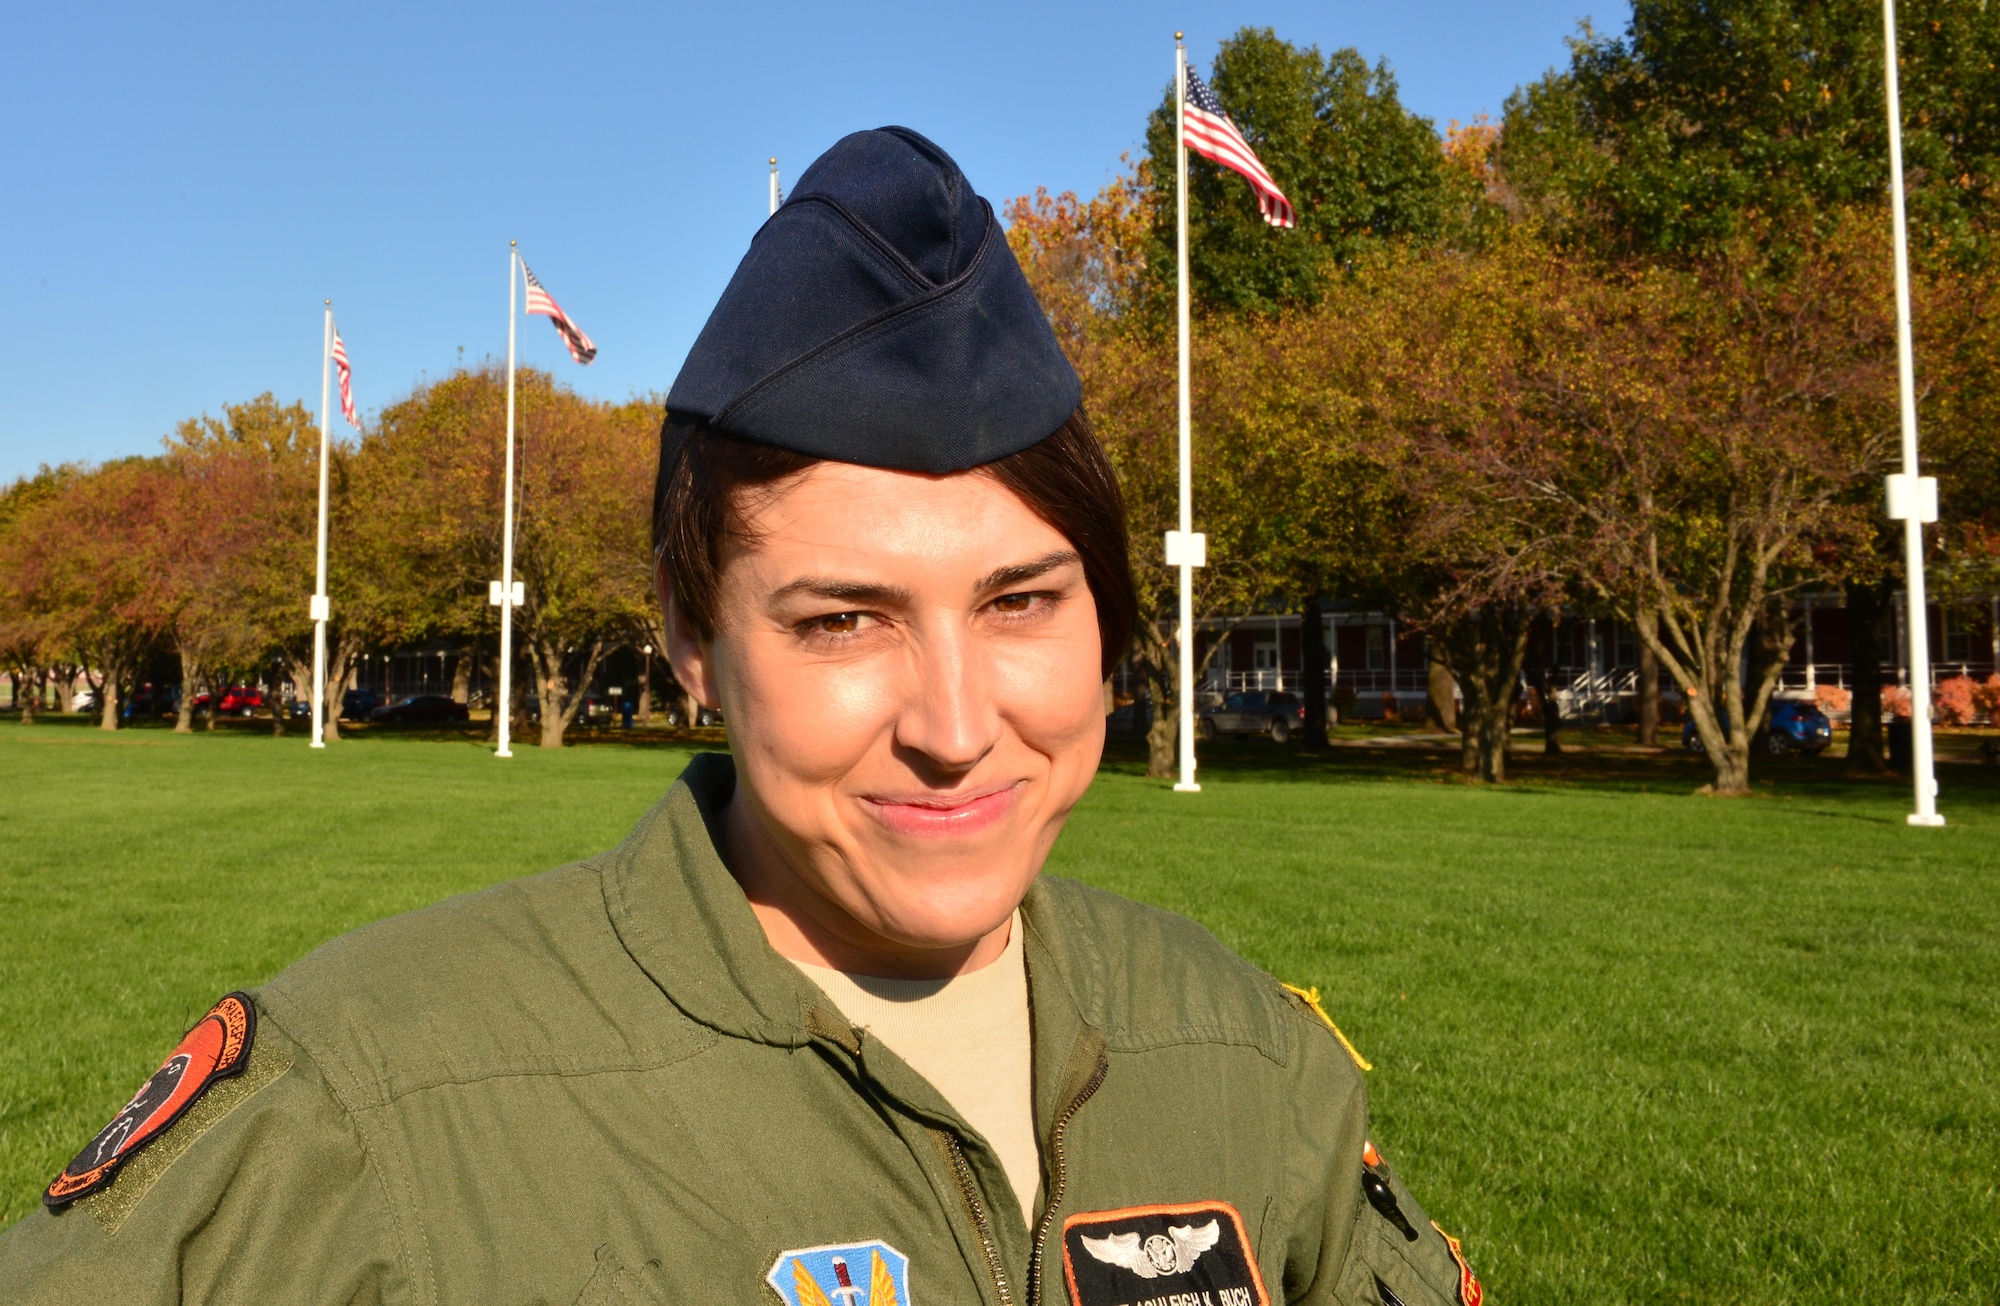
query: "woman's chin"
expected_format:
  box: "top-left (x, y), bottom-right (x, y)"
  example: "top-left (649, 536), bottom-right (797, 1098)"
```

top-left (854, 874), bottom-right (1032, 954)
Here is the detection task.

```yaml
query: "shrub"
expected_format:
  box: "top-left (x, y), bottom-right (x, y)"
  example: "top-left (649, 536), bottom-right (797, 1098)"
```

top-left (1814, 684), bottom-right (1852, 714)
top-left (1934, 674), bottom-right (1979, 727)
top-left (1381, 692), bottom-right (1400, 722)
top-left (1882, 686), bottom-right (1912, 720)
top-left (1971, 675), bottom-right (2000, 724)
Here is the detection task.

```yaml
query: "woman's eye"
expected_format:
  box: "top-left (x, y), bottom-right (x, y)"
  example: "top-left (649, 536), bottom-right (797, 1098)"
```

top-left (991, 591), bottom-right (1053, 617)
top-left (813, 612), bottom-right (864, 634)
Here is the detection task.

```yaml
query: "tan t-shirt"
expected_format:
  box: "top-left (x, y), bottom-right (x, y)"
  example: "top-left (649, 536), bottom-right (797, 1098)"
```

top-left (789, 916), bottom-right (1039, 1224)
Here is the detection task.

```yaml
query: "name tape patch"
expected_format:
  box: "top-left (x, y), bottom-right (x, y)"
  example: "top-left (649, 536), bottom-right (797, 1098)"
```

top-left (1061, 1201), bottom-right (1269, 1306)
top-left (45, 993), bottom-right (256, 1208)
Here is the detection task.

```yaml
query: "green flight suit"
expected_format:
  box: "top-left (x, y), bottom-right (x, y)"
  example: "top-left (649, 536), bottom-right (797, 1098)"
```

top-left (0, 754), bottom-right (1477, 1306)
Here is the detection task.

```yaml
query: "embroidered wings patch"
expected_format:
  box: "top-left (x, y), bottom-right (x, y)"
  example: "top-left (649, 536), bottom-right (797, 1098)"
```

top-left (45, 993), bottom-right (256, 1208)
top-left (765, 1240), bottom-right (910, 1306)
top-left (1061, 1201), bottom-right (1269, 1306)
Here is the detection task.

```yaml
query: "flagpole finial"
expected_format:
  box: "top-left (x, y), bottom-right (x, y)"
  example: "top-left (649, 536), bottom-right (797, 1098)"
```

top-left (510, 239), bottom-right (517, 247)
top-left (770, 157), bottom-right (777, 165)
top-left (325, 298), bottom-right (331, 306)
top-left (1175, 30), bottom-right (1183, 41)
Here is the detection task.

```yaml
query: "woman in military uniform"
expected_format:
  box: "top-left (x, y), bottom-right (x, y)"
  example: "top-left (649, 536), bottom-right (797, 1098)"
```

top-left (1, 127), bottom-right (1479, 1306)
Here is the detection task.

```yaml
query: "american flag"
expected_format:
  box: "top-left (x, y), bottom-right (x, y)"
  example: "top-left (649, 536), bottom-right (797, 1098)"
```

top-left (522, 260), bottom-right (597, 364)
top-left (331, 325), bottom-right (359, 429)
top-left (1184, 67), bottom-right (1295, 229)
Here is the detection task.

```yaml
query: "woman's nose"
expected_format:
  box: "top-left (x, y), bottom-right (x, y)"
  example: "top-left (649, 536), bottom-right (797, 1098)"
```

top-left (892, 621), bottom-right (999, 775)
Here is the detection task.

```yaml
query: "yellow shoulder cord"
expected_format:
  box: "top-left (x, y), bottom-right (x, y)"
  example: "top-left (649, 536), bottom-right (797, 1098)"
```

top-left (1280, 983), bottom-right (1374, 1072)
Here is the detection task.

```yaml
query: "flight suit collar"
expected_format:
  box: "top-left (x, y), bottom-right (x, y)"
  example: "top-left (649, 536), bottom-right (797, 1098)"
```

top-left (601, 752), bottom-right (829, 1048)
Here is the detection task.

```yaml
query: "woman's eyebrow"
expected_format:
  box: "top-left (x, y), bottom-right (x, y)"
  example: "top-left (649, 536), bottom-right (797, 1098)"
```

top-left (768, 577), bottom-right (915, 607)
top-left (977, 550), bottom-right (1081, 593)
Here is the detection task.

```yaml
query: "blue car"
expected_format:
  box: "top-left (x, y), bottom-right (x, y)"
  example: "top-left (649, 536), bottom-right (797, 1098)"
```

top-left (1682, 699), bottom-right (1833, 757)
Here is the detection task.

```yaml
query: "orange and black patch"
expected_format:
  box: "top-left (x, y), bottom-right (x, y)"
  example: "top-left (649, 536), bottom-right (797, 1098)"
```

top-left (1432, 1222), bottom-right (1482, 1306)
top-left (1061, 1200), bottom-right (1270, 1306)
top-left (45, 993), bottom-right (255, 1209)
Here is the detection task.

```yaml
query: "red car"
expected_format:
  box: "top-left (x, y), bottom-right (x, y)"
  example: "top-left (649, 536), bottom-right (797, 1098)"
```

top-left (214, 686), bottom-right (266, 716)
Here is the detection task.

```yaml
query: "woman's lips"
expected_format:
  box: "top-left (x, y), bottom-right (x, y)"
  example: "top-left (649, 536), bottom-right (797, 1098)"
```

top-left (859, 783), bottom-right (1022, 838)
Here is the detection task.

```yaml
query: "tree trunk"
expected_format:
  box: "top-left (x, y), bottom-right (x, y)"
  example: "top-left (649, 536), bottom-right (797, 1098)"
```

top-left (98, 671), bottom-right (120, 731)
top-left (1675, 615), bottom-right (1791, 796)
top-left (1636, 607), bottom-right (1660, 747)
top-left (1134, 624), bottom-right (1178, 779)
top-left (1844, 579), bottom-right (1890, 775)
top-left (637, 651), bottom-right (653, 724)
top-left (269, 669), bottom-right (287, 737)
top-left (450, 647), bottom-right (473, 704)
top-left (533, 638), bottom-right (608, 748)
top-left (1537, 664), bottom-right (1563, 756)
top-left (19, 668), bottom-right (38, 724)
top-left (1436, 605), bottom-right (1533, 784)
top-left (175, 649), bottom-right (200, 735)
top-left (1301, 597), bottom-right (1328, 749)
top-left (1426, 651), bottom-right (1458, 733)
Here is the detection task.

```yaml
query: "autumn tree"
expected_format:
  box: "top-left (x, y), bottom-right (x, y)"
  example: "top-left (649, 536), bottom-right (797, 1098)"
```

top-left (361, 366), bottom-right (655, 747)
top-left (0, 466), bottom-right (83, 722)
top-left (1509, 228), bottom-right (1898, 794)
top-left (155, 394), bottom-right (323, 733)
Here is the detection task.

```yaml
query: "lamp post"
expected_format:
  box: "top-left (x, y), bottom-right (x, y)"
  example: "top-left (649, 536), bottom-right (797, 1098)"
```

top-left (1881, 0), bottom-right (1944, 827)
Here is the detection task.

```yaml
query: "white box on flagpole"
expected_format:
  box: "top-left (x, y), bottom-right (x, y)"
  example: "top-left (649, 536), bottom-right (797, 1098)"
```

top-left (1164, 530), bottom-right (1207, 568)
top-left (1885, 473), bottom-right (1937, 523)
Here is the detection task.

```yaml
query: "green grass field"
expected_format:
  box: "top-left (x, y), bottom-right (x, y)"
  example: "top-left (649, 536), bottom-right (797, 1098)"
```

top-left (2, 716), bottom-right (1995, 1302)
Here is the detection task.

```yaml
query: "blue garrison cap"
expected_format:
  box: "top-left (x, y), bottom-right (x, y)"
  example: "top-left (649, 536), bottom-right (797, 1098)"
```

top-left (662, 126), bottom-right (1081, 474)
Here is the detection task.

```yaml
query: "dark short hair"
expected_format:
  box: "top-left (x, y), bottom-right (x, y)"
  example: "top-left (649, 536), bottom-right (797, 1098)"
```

top-left (653, 409), bottom-right (1135, 678)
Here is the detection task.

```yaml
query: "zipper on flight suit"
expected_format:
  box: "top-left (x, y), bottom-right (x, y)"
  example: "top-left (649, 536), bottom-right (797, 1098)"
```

top-left (1025, 1052), bottom-right (1107, 1304)
top-left (938, 1131), bottom-right (1017, 1306)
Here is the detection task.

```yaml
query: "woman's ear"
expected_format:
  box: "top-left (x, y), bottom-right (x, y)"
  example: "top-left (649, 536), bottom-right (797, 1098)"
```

top-left (658, 572), bottom-right (723, 709)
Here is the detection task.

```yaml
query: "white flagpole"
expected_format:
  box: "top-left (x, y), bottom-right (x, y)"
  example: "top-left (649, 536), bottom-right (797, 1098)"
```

top-left (497, 242), bottom-right (519, 758)
top-left (1882, 0), bottom-right (1943, 826)
top-left (310, 301), bottom-right (333, 749)
top-left (1169, 33), bottom-right (1204, 793)
top-left (770, 157), bottom-right (782, 216)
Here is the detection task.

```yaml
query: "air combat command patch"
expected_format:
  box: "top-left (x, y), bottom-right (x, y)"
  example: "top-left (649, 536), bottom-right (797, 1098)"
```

top-left (45, 992), bottom-right (256, 1208)
top-left (1061, 1201), bottom-right (1270, 1306)
top-left (767, 1240), bottom-right (911, 1306)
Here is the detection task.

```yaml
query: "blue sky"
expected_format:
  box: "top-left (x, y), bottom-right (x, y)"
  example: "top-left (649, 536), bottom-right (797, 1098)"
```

top-left (0, 1), bottom-right (1628, 483)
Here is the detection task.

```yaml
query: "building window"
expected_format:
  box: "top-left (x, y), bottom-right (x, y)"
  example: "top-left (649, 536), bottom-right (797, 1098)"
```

top-left (1254, 642), bottom-right (1279, 671)
top-left (1365, 626), bottom-right (1386, 671)
top-left (1945, 607), bottom-right (1975, 662)
top-left (1614, 623), bottom-right (1637, 667)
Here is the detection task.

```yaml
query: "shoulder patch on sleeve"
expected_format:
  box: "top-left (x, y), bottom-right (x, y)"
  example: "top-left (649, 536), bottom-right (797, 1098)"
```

top-left (45, 992), bottom-right (256, 1208)
top-left (1279, 982), bottom-right (1373, 1071)
top-left (1431, 1222), bottom-right (1482, 1306)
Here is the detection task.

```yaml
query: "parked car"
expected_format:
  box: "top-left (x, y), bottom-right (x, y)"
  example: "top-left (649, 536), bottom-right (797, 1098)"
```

top-left (369, 694), bottom-right (471, 725)
top-left (1199, 690), bottom-right (1306, 743)
top-left (288, 696), bottom-right (314, 721)
top-left (1763, 699), bottom-right (1834, 755)
top-left (123, 685), bottom-right (180, 720)
top-left (215, 686), bottom-right (266, 716)
top-left (1682, 699), bottom-right (1833, 757)
top-left (341, 689), bottom-right (380, 721)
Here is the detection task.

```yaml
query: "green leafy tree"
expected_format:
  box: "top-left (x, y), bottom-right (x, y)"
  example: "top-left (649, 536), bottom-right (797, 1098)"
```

top-left (1499, 0), bottom-right (2000, 262)
top-left (1142, 27), bottom-right (1456, 312)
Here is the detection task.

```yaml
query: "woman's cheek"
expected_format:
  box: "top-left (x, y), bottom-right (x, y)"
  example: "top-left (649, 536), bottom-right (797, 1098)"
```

top-left (740, 642), bottom-right (901, 776)
top-left (995, 633), bottom-right (1104, 752)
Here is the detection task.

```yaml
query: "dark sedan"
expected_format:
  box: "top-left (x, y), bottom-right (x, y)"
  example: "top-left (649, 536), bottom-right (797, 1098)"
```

top-left (1199, 690), bottom-right (1306, 743)
top-left (369, 694), bottom-right (471, 725)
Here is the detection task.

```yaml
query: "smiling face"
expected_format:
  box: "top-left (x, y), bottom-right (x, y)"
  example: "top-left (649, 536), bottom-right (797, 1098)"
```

top-left (664, 460), bottom-right (1108, 978)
